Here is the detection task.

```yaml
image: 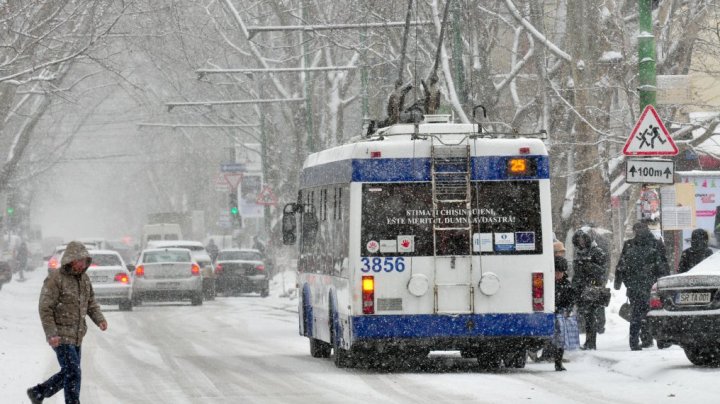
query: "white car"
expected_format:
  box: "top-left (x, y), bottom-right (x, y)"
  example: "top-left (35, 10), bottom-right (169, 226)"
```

top-left (132, 248), bottom-right (203, 306)
top-left (87, 250), bottom-right (133, 311)
top-left (146, 240), bottom-right (216, 299)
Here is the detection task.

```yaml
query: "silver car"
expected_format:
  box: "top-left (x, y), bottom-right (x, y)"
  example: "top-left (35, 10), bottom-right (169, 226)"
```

top-left (146, 240), bottom-right (216, 300)
top-left (132, 248), bottom-right (203, 306)
top-left (87, 250), bottom-right (133, 311)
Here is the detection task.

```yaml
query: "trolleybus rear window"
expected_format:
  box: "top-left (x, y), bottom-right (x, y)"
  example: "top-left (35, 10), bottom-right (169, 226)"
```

top-left (361, 181), bottom-right (542, 256)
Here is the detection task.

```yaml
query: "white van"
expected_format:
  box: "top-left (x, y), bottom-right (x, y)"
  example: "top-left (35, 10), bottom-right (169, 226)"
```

top-left (141, 224), bottom-right (182, 248)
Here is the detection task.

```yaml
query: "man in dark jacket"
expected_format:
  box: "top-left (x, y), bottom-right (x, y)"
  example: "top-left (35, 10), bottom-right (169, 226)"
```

top-left (571, 230), bottom-right (606, 350)
top-left (27, 241), bottom-right (107, 404)
top-left (614, 222), bottom-right (669, 350)
top-left (678, 229), bottom-right (713, 273)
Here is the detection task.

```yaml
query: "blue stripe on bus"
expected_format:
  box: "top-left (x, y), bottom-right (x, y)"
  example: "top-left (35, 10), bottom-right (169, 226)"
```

top-left (300, 156), bottom-right (549, 188)
top-left (351, 313), bottom-right (554, 339)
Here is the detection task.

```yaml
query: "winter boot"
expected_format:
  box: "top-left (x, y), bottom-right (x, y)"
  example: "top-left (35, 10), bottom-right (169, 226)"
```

top-left (554, 349), bottom-right (566, 371)
top-left (27, 386), bottom-right (43, 403)
top-left (582, 332), bottom-right (597, 350)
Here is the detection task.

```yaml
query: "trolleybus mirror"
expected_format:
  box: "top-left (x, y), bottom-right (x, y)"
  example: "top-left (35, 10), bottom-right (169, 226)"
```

top-left (282, 203), bottom-right (298, 245)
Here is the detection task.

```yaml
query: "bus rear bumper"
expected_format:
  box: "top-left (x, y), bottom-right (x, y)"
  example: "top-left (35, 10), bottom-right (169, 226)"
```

top-left (351, 313), bottom-right (553, 349)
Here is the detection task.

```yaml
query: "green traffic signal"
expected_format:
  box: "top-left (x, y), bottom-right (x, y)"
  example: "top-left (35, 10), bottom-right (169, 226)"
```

top-left (6, 207), bottom-right (13, 215)
top-left (230, 206), bottom-right (239, 216)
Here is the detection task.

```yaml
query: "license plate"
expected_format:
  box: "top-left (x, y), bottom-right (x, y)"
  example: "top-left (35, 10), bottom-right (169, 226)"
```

top-left (676, 292), bottom-right (711, 304)
top-left (156, 282), bottom-right (181, 289)
top-left (90, 276), bottom-right (108, 283)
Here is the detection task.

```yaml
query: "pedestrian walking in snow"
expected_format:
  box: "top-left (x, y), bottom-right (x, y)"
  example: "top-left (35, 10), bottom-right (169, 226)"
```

top-left (206, 238), bottom-right (220, 263)
top-left (15, 240), bottom-right (28, 281)
top-left (571, 230), bottom-right (607, 350)
top-left (677, 229), bottom-right (713, 273)
top-left (27, 241), bottom-right (107, 404)
top-left (614, 222), bottom-right (668, 350)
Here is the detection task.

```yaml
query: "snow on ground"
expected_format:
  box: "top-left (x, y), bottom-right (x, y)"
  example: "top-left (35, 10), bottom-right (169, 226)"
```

top-left (1, 268), bottom-right (719, 403)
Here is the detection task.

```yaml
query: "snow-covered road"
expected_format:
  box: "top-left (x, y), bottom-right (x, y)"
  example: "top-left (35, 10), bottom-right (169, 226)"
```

top-left (2, 269), bottom-right (719, 403)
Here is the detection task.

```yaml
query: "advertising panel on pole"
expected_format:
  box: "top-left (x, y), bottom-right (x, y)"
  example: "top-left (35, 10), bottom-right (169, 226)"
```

top-left (676, 172), bottom-right (720, 248)
top-left (623, 105), bottom-right (678, 156)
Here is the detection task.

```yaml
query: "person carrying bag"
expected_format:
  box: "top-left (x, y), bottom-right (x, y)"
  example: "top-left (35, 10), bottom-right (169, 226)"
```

top-left (553, 255), bottom-right (578, 371)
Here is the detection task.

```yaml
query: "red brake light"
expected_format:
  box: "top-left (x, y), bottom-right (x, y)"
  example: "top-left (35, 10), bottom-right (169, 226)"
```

top-left (48, 257), bottom-right (59, 270)
top-left (191, 263), bottom-right (200, 276)
top-left (215, 264), bottom-right (223, 274)
top-left (649, 283), bottom-right (663, 310)
top-left (519, 147), bottom-right (530, 154)
top-left (362, 275), bottom-right (375, 314)
top-left (532, 273), bottom-right (544, 311)
top-left (135, 265), bottom-right (145, 277)
top-left (114, 273), bottom-right (129, 284)
top-left (370, 151), bottom-right (381, 158)
top-left (255, 264), bottom-right (265, 272)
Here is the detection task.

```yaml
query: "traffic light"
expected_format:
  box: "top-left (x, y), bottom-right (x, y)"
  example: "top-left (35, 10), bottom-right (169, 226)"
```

top-left (6, 207), bottom-right (14, 215)
top-left (229, 192), bottom-right (242, 227)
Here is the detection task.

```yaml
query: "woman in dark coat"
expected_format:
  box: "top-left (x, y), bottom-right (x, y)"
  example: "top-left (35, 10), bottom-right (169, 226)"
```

top-left (554, 255), bottom-right (576, 371)
top-left (678, 229), bottom-right (713, 273)
top-left (571, 230), bottom-right (606, 350)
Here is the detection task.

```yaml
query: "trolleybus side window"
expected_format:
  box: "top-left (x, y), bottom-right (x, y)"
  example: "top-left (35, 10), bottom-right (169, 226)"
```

top-left (298, 185), bottom-right (350, 276)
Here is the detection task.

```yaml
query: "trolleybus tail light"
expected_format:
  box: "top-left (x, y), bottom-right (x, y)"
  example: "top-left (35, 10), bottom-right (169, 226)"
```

top-left (135, 265), bottom-right (145, 277)
top-left (370, 151), bottom-right (381, 158)
top-left (519, 147), bottom-right (530, 154)
top-left (362, 275), bottom-right (375, 314)
top-left (532, 273), bottom-right (544, 311)
top-left (191, 263), bottom-right (200, 276)
top-left (114, 273), bottom-right (129, 284)
top-left (649, 283), bottom-right (663, 310)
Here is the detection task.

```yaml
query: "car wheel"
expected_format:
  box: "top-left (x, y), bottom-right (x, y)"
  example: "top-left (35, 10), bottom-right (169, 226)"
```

top-left (132, 296), bottom-right (142, 306)
top-left (119, 299), bottom-right (133, 311)
top-left (191, 292), bottom-right (203, 306)
top-left (260, 288), bottom-right (269, 298)
top-left (684, 345), bottom-right (720, 367)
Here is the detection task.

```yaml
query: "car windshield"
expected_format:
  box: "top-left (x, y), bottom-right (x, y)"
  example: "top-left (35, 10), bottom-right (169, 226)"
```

top-left (218, 251), bottom-right (263, 261)
top-left (89, 254), bottom-right (122, 267)
top-left (143, 250), bottom-right (191, 263)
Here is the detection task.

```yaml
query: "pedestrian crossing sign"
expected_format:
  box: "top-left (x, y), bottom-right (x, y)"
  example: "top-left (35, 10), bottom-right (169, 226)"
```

top-left (623, 105), bottom-right (678, 156)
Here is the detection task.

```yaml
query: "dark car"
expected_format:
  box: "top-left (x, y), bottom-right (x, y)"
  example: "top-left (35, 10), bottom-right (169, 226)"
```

top-left (647, 252), bottom-right (720, 367)
top-left (0, 259), bottom-right (11, 290)
top-left (215, 248), bottom-right (269, 297)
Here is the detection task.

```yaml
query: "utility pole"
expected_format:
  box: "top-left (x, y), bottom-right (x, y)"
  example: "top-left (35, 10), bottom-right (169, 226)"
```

top-left (638, 0), bottom-right (656, 110)
top-left (452, 0), bottom-right (466, 105)
top-left (301, 0), bottom-right (315, 153)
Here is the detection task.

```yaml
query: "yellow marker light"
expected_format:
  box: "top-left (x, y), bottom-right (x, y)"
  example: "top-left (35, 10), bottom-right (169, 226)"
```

top-left (508, 158), bottom-right (528, 174)
top-left (362, 276), bottom-right (375, 292)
